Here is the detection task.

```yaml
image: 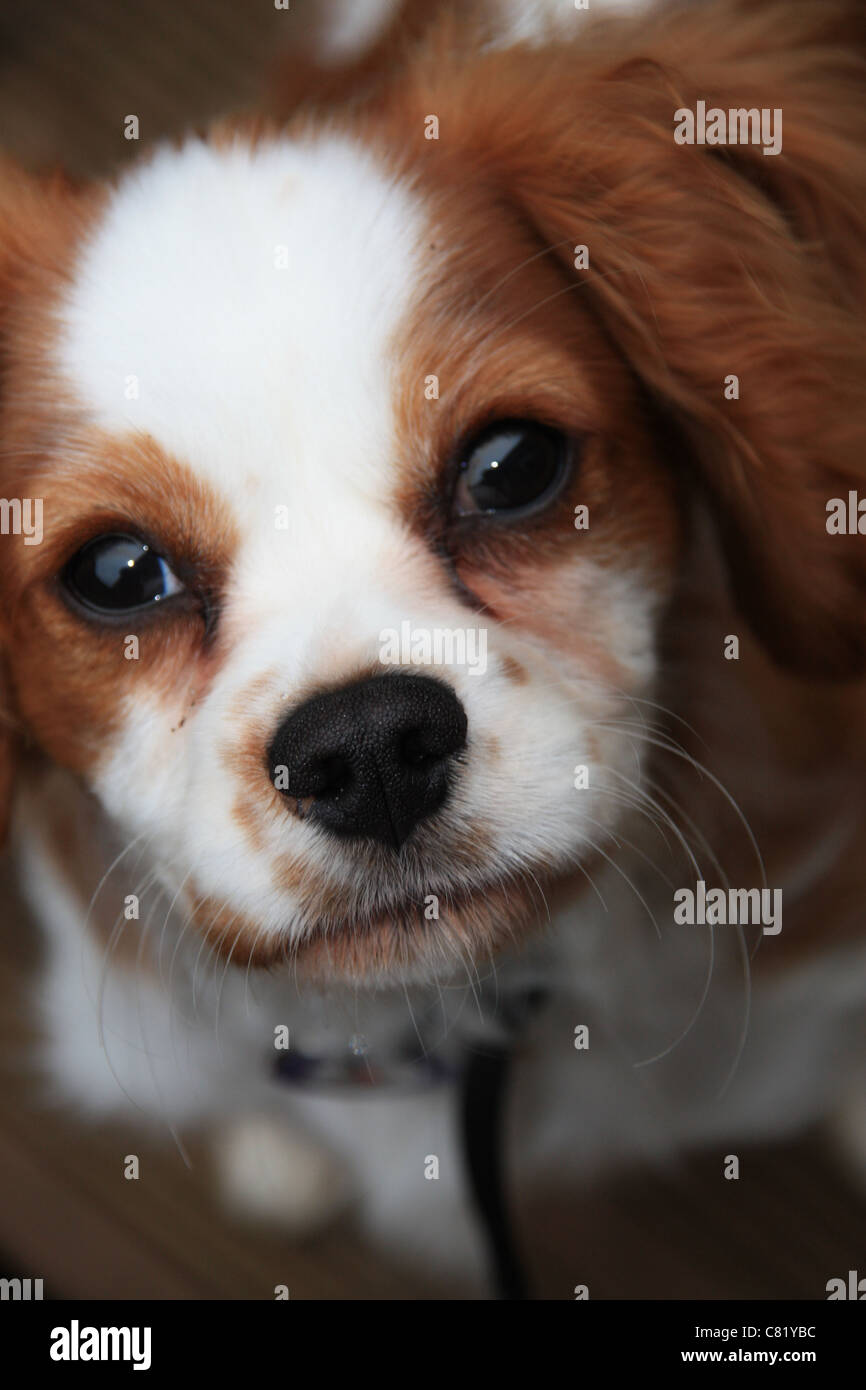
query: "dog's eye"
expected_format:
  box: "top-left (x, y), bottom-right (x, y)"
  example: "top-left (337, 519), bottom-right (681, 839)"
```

top-left (62, 535), bottom-right (185, 615)
top-left (453, 420), bottom-right (571, 519)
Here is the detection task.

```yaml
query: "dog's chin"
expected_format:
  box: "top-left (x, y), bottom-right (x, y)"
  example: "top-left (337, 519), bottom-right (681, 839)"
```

top-left (190, 868), bottom-right (551, 986)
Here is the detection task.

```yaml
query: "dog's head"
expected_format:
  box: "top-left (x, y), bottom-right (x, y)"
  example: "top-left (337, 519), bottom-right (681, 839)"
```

top-left (1, 0), bottom-right (864, 984)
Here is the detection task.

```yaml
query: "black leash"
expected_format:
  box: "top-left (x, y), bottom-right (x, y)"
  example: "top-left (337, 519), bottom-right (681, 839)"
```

top-left (271, 984), bottom-right (543, 1299)
top-left (460, 1041), bottom-right (528, 1299)
top-left (459, 988), bottom-right (545, 1300)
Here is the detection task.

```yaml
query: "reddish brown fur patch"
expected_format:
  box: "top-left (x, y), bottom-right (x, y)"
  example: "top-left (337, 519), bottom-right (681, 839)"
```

top-left (1, 431), bottom-right (239, 780)
top-left (224, 696), bottom-right (308, 888)
top-left (0, 160), bottom-right (106, 834)
top-left (499, 656), bottom-right (528, 688)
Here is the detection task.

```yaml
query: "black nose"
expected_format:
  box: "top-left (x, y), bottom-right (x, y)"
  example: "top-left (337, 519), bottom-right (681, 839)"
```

top-left (268, 673), bottom-right (468, 849)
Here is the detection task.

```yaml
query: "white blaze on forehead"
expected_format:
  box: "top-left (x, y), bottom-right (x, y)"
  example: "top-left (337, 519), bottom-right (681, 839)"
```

top-left (56, 134), bottom-right (425, 507)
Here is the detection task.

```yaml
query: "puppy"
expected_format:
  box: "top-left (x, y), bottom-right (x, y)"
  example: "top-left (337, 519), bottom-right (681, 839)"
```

top-left (1, 0), bottom-right (866, 1295)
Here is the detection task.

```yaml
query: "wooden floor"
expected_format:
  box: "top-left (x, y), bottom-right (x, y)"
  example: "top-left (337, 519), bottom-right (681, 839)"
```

top-left (1, 0), bottom-right (865, 1301)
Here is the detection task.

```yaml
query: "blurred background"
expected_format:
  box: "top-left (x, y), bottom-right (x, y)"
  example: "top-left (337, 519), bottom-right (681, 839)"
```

top-left (0, 0), bottom-right (864, 1300)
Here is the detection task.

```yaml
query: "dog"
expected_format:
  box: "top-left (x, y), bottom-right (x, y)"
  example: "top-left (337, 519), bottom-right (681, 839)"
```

top-left (1, 0), bottom-right (866, 1296)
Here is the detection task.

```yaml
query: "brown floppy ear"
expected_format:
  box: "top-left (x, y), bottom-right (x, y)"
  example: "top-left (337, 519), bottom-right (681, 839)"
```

top-left (0, 160), bottom-right (33, 847)
top-left (462, 0), bottom-right (866, 676)
top-left (0, 156), bottom-right (87, 845)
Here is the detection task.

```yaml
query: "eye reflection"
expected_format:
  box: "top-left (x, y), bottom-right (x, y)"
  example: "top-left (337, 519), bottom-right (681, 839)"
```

top-left (62, 534), bottom-right (185, 615)
top-left (453, 420), bottom-right (573, 519)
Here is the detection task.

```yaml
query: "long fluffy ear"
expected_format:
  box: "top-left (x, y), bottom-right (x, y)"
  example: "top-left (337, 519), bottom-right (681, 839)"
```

top-left (419, 0), bottom-right (866, 675)
top-left (0, 161), bottom-right (33, 845)
top-left (0, 156), bottom-right (86, 844)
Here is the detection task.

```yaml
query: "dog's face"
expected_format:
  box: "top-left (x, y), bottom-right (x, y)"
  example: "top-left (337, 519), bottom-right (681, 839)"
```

top-left (0, 134), bottom-right (680, 982)
top-left (1, 5), bottom-right (865, 985)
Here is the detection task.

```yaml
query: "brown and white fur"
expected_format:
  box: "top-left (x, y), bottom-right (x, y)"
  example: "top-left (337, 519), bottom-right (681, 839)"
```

top-left (1, 0), bottom-right (866, 1294)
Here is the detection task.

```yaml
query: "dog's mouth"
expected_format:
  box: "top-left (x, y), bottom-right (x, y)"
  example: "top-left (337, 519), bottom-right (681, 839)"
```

top-left (189, 866), bottom-right (552, 984)
top-left (289, 871), bottom-right (550, 983)
top-left (297, 872), bottom-right (542, 984)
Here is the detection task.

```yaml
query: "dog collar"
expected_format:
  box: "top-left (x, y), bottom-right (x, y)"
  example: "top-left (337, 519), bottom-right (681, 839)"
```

top-left (273, 1040), bottom-right (460, 1093)
top-left (271, 987), bottom-right (545, 1096)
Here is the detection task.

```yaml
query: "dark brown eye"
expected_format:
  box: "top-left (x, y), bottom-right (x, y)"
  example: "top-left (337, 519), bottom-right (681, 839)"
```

top-left (62, 534), bottom-right (184, 616)
top-left (453, 420), bottom-right (572, 519)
